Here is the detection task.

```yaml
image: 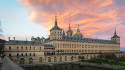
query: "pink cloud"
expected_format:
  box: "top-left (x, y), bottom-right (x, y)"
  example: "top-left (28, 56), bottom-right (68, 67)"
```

top-left (18, 0), bottom-right (125, 50)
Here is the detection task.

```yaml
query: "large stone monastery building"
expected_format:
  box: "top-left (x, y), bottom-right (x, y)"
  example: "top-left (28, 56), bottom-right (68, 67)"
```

top-left (3, 15), bottom-right (120, 64)
top-left (37, 15), bottom-right (120, 54)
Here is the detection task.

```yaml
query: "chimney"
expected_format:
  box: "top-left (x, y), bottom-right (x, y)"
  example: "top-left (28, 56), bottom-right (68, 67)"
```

top-left (14, 37), bottom-right (15, 40)
top-left (8, 37), bottom-right (10, 41)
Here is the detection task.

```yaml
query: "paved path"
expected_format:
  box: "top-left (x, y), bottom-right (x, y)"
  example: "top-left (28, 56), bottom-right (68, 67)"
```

top-left (1, 56), bottom-right (24, 70)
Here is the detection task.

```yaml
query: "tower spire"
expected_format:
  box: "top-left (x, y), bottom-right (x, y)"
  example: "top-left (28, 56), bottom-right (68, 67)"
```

top-left (62, 29), bottom-right (65, 37)
top-left (69, 24), bottom-right (71, 29)
top-left (112, 28), bottom-right (120, 38)
top-left (53, 13), bottom-right (59, 29)
top-left (55, 13), bottom-right (57, 26)
top-left (77, 24), bottom-right (80, 32)
top-left (26, 36), bottom-right (27, 41)
top-left (114, 28), bottom-right (117, 36)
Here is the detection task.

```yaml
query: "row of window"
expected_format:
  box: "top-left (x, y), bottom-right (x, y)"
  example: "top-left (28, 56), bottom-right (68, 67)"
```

top-left (9, 53), bottom-right (36, 56)
top-left (9, 46), bottom-right (42, 50)
top-left (57, 46), bottom-right (97, 48)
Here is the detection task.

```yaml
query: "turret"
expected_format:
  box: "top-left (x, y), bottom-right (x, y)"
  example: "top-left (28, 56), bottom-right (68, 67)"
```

top-left (41, 37), bottom-right (45, 43)
top-left (111, 28), bottom-right (120, 44)
top-left (74, 24), bottom-right (83, 38)
top-left (31, 36), bottom-right (35, 41)
top-left (50, 14), bottom-right (62, 40)
top-left (66, 24), bottom-right (73, 36)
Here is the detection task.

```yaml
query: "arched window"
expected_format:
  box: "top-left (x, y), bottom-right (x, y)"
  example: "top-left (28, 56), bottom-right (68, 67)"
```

top-left (30, 47), bottom-right (31, 50)
top-left (34, 47), bottom-right (35, 50)
top-left (30, 53), bottom-right (31, 56)
top-left (26, 53), bottom-right (27, 56)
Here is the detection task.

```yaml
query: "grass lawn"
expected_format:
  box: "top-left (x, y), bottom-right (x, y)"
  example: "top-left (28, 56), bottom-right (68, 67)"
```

top-left (81, 59), bottom-right (125, 66)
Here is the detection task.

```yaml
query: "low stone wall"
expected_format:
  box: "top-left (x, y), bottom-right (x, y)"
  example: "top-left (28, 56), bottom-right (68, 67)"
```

top-left (8, 53), bottom-right (125, 64)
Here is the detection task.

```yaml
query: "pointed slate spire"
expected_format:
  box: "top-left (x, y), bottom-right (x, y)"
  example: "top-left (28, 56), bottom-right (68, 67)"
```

top-left (69, 24), bottom-right (71, 29)
top-left (26, 36), bottom-right (27, 41)
top-left (112, 28), bottom-right (120, 38)
top-left (62, 30), bottom-right (65, 37)
top-left (50, 13), bottom-right (61, 31)
top-left (54, 13), bottom-right (57, 27)
top-left (77, 24), bottom-right (80, 32)
top-left (114, 28), bottom-right (117, 36)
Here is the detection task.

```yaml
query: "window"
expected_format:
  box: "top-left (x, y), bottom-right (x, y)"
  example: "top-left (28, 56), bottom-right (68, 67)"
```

top-left (17, 54), bottom-right (19, 56)
top-left (30, 53), bottom-right (31, 56)
top-left (9, 46), bottom-right (11, 50)
top-left (26, 47), bottom-right (27, 50)
top-left (17, 47), bottom-right (19, 50)
top-left (34, 47), bottom-right (35, 50)
top-left (21, 47), bottom-right (23, 50)
top-left (9, 54), bottom-right (11, 56)
top-left (40, 47), bottom-right (41, 50)
top-left (34, 53), bottom-right (35, 56)
top-left (26, 53), bottom-right (27, 56)
top-left (21, 54), bottom-right (23, 56)
top-left (30, 47), bottom-right (31, 50)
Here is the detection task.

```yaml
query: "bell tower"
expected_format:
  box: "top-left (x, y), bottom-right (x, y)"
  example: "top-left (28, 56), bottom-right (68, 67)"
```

top-left (50, 14), bottom-right (62, 40)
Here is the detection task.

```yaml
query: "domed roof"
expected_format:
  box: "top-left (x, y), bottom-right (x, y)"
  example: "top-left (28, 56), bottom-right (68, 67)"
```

top-left (74, 24), bottom-right (83, 37)
top-left (35, 37), bottom-right (40, 40)
top-left (67, 24), bottom-right (73, 33)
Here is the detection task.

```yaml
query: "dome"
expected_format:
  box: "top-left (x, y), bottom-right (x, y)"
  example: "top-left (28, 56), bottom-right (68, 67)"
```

top-left (74, 32), bottom-right (83, 38)
top-left (35, 37), bottom-right (40, 40)
top-left (74, 24), bottom-right (83, 38)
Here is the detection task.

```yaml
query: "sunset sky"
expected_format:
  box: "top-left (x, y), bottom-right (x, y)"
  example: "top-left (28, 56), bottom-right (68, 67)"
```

top-left (0, 0), bottom-right (125, 51)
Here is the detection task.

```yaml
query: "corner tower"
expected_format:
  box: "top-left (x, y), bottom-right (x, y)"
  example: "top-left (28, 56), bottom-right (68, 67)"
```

top-left (50, 14), bottom-right (62, 40)
top-left (111, 28), bottom-right (120, 44)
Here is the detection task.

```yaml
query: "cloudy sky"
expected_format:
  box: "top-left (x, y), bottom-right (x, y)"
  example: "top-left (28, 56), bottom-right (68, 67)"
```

top-left (0, 0), bottom-right (125, 51)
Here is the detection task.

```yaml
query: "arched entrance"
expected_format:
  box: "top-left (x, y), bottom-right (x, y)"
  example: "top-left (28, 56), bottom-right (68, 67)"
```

top-left (71, 56), bottom-right (74, 61)
top-left (48, 57), bottom-right (51, 62)
top-left (59, 56), bottom-right (62, 62)
top-left (29, 58), bottom-right (33, 63)
top-left (65, 56), bottom-right (67, 61)
top-left (39, 57), bottom-right (42, 62)
top-left (54, 57), bottom-right (57, 62)
top-left (20, 58), bottom-right (24, 64)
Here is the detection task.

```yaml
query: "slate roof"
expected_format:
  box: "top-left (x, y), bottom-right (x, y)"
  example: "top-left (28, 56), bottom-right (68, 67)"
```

top-left (62, 36), bottom-right (116, 44)
top-left (5, 40), bottom-right (42, 45)
top-left (44, 44), bottom-right (55, 47)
